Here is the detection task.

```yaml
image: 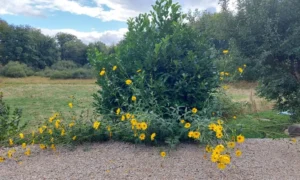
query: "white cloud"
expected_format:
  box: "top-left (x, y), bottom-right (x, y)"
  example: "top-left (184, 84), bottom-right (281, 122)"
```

top-left (0, 0), bottom-right (229, 21)
top-left (40, 28), bottom-right (128, 45)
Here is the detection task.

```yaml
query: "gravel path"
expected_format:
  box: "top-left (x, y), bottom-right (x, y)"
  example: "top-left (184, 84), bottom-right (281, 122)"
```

top-left (1, 139), bottom-right (300, 180)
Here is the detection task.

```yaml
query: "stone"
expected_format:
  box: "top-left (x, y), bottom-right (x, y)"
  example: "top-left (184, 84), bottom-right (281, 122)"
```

top-left (288, 125), bottom-right (300, 136)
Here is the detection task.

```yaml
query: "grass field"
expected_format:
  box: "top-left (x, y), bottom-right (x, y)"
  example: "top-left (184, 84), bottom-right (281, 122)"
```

top-left (0, 77), bottom-right (98, 128)
top-left (0, 77), bottom-right (292, 138)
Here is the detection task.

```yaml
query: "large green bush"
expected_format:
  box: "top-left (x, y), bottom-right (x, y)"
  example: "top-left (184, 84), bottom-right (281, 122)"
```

top-left (90, 0), bottom-right (220, 144)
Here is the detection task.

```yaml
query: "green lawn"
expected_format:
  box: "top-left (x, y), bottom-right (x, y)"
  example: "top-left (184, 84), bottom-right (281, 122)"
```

top-left (227, 111), bottom-right (291, 138)
top-left (0, 77), bottom-right (98, 128)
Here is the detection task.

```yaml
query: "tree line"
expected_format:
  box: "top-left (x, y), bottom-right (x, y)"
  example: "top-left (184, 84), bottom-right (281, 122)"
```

top-left (0, 19), bottom-right (108, 69)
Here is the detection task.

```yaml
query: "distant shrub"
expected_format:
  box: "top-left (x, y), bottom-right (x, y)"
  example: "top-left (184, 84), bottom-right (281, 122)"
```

top-left (51, 60), bottom-right (78, 71)
top-left (71, 68), bottom-right (94, 79)
top-left (48, 68), bottom-right (95, 79)
top-left (0, 61), bottom-right (34, 78)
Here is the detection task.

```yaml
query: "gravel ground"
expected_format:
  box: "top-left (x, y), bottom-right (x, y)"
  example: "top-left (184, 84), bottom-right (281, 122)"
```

top-left (1, 139), bottom-right (300, 180)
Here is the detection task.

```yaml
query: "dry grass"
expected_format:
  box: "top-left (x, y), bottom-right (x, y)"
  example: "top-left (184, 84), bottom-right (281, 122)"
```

top-left (0, 76), bottom-right (96, 85)
top-left (226, 81), bottom-right (274, 113)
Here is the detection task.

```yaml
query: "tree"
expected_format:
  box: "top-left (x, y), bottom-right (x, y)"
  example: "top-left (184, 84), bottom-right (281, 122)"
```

top-left (63, 39), bottom-right (87, 65)
top-left (55, 33), bottom-right (88, 65)
top-left (0, 22), bottom-right (59, 69)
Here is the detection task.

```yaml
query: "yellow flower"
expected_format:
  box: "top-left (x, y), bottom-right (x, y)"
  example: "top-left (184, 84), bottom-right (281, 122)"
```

top-left (216, 132), bottom-right (223, 139)
top-left (93, 121), bottom-right (101, 130)
top-left (211, 154), bottom-right (219, 162)
top-left (69, 122), bottom-right (75, 128)
top-left (217, 119), bottom-right (223, 125)
top-left (236, 149), bottom-right (242, 157)
top-left (237, 134), bottom-right (245, 143)
top-left (215, 144), bottom-right (225, 152)
top-left (131, 119), bottom-right (137, 125)
top-left (24, 148), bottom-right (31, 156)
top-left (137, 69), bottom-right (142, 73)
top-left (61, 129), bottom-right (65, 136)
top-left (32, 131), bottom-right (35, 137)
top-left (220, 77), bottom-right (224, 81)
top-left (216, 125), bottom-right (223, 132)
top-left (49, 116), bottom-right (54, 123)
top-left (208, 123), bottom-right (216, 131)
top-left (219, 154), bottom-right (231, 165)
top-left (9, 139), bottom-right (13, 146)
top-left (238, 67), bottom-right (243, 73)
top-left (22, 143), bottom-right (27, 149)
top-left (184, 123), bottom-right (191, 129)
top-left (192, 107), bottom-right (198, 114)
top-left (205, 145), bottom-right (213, 153)
top-left (38, 127), bottom-right (44, 134)
top-left (188, 131), bottom-right (194, 138)
top-left (217, 163), bottom-right (226, 170)
top-left (54, 112), bottom-right (59, 117)
top-left (140, 122), bottom-right (148, 130)
top-left (222, 85), bottom-right (229, 90)
top-left (131, 96), bottom-right (137, 102)
top-left (243, 64), bottom-right (247, 67)
top-left (227, 141), bottom-right (236, 148)
top-left (50, 144), bottom-right (56, 151)
top-left (40, 144), bottom-right (47, 150)
top-left (151, 133), bottom-right (156, 141)
top-left (220, 71), bottom-right (225, 76)
top-left (19, 133), bottom-right (24, 139)
top-left (180, 119), bottom-right (185, 124)
top-left (139, 133), bottom-right (146, 141)
top-left (116, 108), bottom-right (121, 115)
top-left (160, 151), bottom-right (166, 158)
top-left (193, 131), bottom-right (201, 139)
top-left (291, 138), bottom-right (297, 144)
top-left (233, 115), bottom-right (237, 119)
top-left (136, 123), bottom-right (142, 130)
top-left (113, 66), bottom-right (117, 71)
top-left (48, 129), bottom-right (53, 135)
top-left (223, 50), bottom-right (229, 54)
top-left (125, 79), bottom-right (132, 85)
top-left (125, 113), bottom-right (131, 119)
top-left (121, 115), bottom-right (125, 121)
top-left (131, 115), bottom-right (135, 119)
top-left (225, 72), bottom-right (229, 76)
top-left (72, 136), bottom-right (77, 141)
top-left (55, 120), bottom-right (60, 129)
top-left (7, 149), bottom-right (14, 158)
top-left (99, 70), bottom-right (105, 76)
top-left (0, 156), bottom-right (5, 163)
top-left (68, 102), bottom-right (73, 108)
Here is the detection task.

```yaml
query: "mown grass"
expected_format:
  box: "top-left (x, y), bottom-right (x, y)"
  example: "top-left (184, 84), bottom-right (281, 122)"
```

top-left (227, 111), bottom-right (290, 138)
top-left (0, 77), bottom-right (98, 129)
top-left (0, 77), bottom-right (292, 138)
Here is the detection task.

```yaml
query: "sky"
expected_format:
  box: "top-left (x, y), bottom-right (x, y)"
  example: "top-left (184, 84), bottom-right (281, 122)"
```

top-left (0, 0), bottom-right (237, 45)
